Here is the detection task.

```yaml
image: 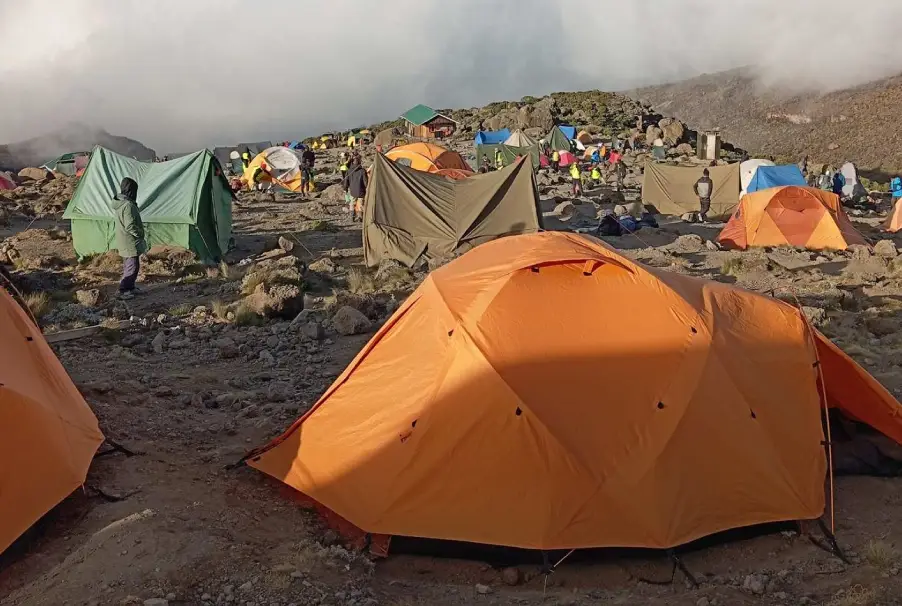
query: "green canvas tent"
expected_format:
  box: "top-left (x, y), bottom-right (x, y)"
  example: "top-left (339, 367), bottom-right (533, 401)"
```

top-left (475, 143), bottom-right (542, 170)
top-left (545, 125), bottom-right (573, 152)
top-left (63, 147), bottom-right (233, 262)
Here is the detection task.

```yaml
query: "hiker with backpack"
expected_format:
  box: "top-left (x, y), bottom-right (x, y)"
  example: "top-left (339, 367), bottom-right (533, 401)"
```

top-left (892, 176), bottom-right (902, 202)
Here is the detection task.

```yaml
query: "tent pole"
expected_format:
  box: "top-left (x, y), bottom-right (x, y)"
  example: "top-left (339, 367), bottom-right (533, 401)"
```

top-left (793, 294), bottom-right (837, 535)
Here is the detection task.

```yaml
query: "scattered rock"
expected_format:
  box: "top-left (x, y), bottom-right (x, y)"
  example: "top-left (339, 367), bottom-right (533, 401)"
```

top-left (741, 574), bottom-right (767, 596)
top-left (215, 392), bottom-right (238, 408)
top-left (705, 240), bottom-right (719, 251)
top-left (277, 236), bottom-right (295, 253)
top-left (309, 257), bottom-right (338, 274)
top-left (802, 306), bottom-right (827, 327)
top-left (259, 350), bottom-right (275, 365)
top-left (847, 243), bottom-right (872, 261)
top-left (475, 584), bottom-right (491, 595)
top-left (302, 321), bottom-right (325, 341)
top-left (332, 306), bottom-right (372, 336)
top-left (696, 598), bottom-right (710, 606)
top-left (151, 332), bottom-right (166, 354)
top-left (874, 240), bottom-right (898, 258)
top-left (672, 233), bottom-right (704, 254)
top-left (17, 167), bottom-right (50, 181)
top-left (214, 337), bottom-right (239, 359)
top-left (244, 283), bottom-right (304, 319)
top-left (502, 567), bottom-right (521, 586)
top-left (554, 201), bottom-right (577, 220)
top-left (143, 600), bottom-right (168, 606)
top-left (866, 315), bottom-right (896, 337)
top-left (75, 288), bottom-right (103, 307)
top-left (265, 335), bottom-right (280, 349)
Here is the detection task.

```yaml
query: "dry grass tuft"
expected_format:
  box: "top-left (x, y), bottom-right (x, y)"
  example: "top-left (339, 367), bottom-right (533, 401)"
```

top-left (167, 303), bottom-right (193, 317)
top-left (827, 585), bottom-right (878, 606)
top-left (347, 267), bottom-right (376, 294)
top-left (233, 302), bottom-right (263, 326)
top-left (721, 257), bottom-right (743, 276)
top-left (211, 299), bottom-right (230, 321)
top-left (241, 271), bottom-right (267, 295)
top-left (864, 539), bottom-right (897, 570)
top-left (308, 219), bottom-right (340, 232)
top-left (24, 292), bottom-right (52, 319)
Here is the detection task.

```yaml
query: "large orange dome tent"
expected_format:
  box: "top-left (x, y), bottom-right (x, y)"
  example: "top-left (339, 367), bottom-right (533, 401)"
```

top-left (0, 288), bottom-right (104, 553)
top-left (384, 142), bottom-right (470, 174)
top-left (247, 231), bottom-right (902, 554)
top-left (718, 186), bottom-right (867, 250)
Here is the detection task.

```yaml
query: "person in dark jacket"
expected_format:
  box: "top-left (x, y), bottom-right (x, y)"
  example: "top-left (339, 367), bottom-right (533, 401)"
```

top-left (693, 168), bottom-right (714, 222)
top-left (833, 171), bottom-right (846, 196)
top-left (110, 177), bottom-right (146, 299)
top-left (342, 158), bottom-right (368, 221)
top-left (300, 148), bottom-right (316, 197)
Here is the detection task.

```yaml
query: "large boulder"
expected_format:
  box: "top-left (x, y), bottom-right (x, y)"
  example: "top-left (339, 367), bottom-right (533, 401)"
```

top-left (332, 305), bottom-right (372, 336)
top-left (661, 120), bottom-right (685, 146)
top-left (646, 126), bottom-right (663, 145)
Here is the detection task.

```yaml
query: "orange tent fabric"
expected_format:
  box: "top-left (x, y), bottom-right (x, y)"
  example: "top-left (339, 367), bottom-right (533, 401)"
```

top-left (576, 130), bottom-right (593, 144)
top-left (433, 167), bottom-right (474, 180)
top-left (248, 231), bottom-right (902, 551)
top-left (384, 143), bottom-right (470, 174)
top-left (0, 288), bottom-right (104, 553)
top-left (884, 199), bottom-right (902, 233)
top-left (718, 186), bottom-right (867, 250)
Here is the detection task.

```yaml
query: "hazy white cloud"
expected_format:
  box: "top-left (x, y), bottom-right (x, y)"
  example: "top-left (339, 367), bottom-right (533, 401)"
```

top-left (2, 0), bottom-right (901, 152)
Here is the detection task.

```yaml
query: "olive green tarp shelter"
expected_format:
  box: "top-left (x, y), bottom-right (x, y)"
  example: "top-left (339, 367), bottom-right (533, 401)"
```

top-left (364, 154), bottom-right (543, 267)
top-left (641, 161), bottom-right (741, 219)
top-left (475, 143), bottom-right (541, 170)
top-left (545, 125), bottom-right (573, 152)
top-left (63, 147), bottom-right (233, 262)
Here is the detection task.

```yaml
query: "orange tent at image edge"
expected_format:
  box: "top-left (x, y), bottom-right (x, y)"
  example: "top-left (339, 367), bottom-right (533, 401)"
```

top-left (0, 288), bottom-right (104, 554)
top-left (384, 142), bottom-right (470, 174)
top-left (718, 186), bottom-right (867, 250)
top-left (247, 231), bottom-right (902, 553)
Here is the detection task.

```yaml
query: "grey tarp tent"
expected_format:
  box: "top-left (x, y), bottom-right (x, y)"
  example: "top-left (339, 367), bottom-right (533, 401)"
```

top-left (364, 154), bottom-right (543, 267)
top-left (641, 162), bottom-right (741, 219)
top-left (504, 130), bottom-right (537, 148)
top-left (63, 147), bottom-right (233, 262)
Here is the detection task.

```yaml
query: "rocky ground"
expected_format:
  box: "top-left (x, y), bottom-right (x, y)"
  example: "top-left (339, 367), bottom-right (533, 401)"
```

top-left (4, 127), bottom-right (902, 606)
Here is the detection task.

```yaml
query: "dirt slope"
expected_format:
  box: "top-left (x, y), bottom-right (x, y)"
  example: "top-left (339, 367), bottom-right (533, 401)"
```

top-left (631, 68), bottom-right (902, 175)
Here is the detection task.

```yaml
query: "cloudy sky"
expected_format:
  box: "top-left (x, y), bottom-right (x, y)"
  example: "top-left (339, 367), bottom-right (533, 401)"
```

top-left (2, 0), bottom-right (901, 153)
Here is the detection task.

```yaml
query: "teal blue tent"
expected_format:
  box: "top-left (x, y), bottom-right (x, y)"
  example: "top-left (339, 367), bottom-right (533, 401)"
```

top-left (63, 147), bottom-right (233, 262)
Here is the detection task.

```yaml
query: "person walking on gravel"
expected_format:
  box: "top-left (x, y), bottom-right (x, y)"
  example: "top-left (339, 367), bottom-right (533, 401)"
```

top-left (693, 168), bottom-right (713, 223)
top-left (111, 177), bottom-right (146, 299)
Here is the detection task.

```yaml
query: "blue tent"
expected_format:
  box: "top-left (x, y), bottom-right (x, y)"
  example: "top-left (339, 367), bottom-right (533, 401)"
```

top-left (558, 125), bottom-right (577, 140)
top-left (747, 165), bottom-right (807, 194)
top-left (474, 129), bottom-right (511, 145)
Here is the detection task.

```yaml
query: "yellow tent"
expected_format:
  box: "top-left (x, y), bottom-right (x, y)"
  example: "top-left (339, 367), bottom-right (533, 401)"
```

top-left (576, 130), bottom-right (593, 144)
top-left (384, 143), bottom-right (470, 174)
top-left (243, 146), bottom-right (303, 192)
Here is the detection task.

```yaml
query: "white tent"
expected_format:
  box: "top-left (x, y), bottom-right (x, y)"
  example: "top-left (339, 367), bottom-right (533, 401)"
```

top-left (504, 130), bottom-right (537, 148)
top-left (740, 159), bottom-right (776, 197)
top-left (840, 162), bottom-right (861, 198)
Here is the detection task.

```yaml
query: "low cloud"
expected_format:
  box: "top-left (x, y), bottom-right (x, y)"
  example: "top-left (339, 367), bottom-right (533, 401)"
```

top-left (2, 0), bottom-right (900, 152)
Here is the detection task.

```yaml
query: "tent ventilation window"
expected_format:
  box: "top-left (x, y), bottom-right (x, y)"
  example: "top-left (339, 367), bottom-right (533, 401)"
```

top-left (657, 402), bottom-right (665, 410)
top-left (515, 407), bottom-right (522, 416)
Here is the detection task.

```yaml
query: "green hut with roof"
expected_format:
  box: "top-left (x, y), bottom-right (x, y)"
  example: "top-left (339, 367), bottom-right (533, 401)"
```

top-left (400, 104), bottom-right (457, 139)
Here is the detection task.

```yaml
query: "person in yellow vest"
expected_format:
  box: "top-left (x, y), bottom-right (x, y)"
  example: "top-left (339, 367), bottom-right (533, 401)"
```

top-left (590, 164), bottom-right (602, 187)
top-left (494, 148), bottom-right (504, 171)
top-left (551, 149), bottom-right (561, 172)
top-left (569, 161), bottom-right (582, 197)
top-left (241, 151), bottom-right (250, 169)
